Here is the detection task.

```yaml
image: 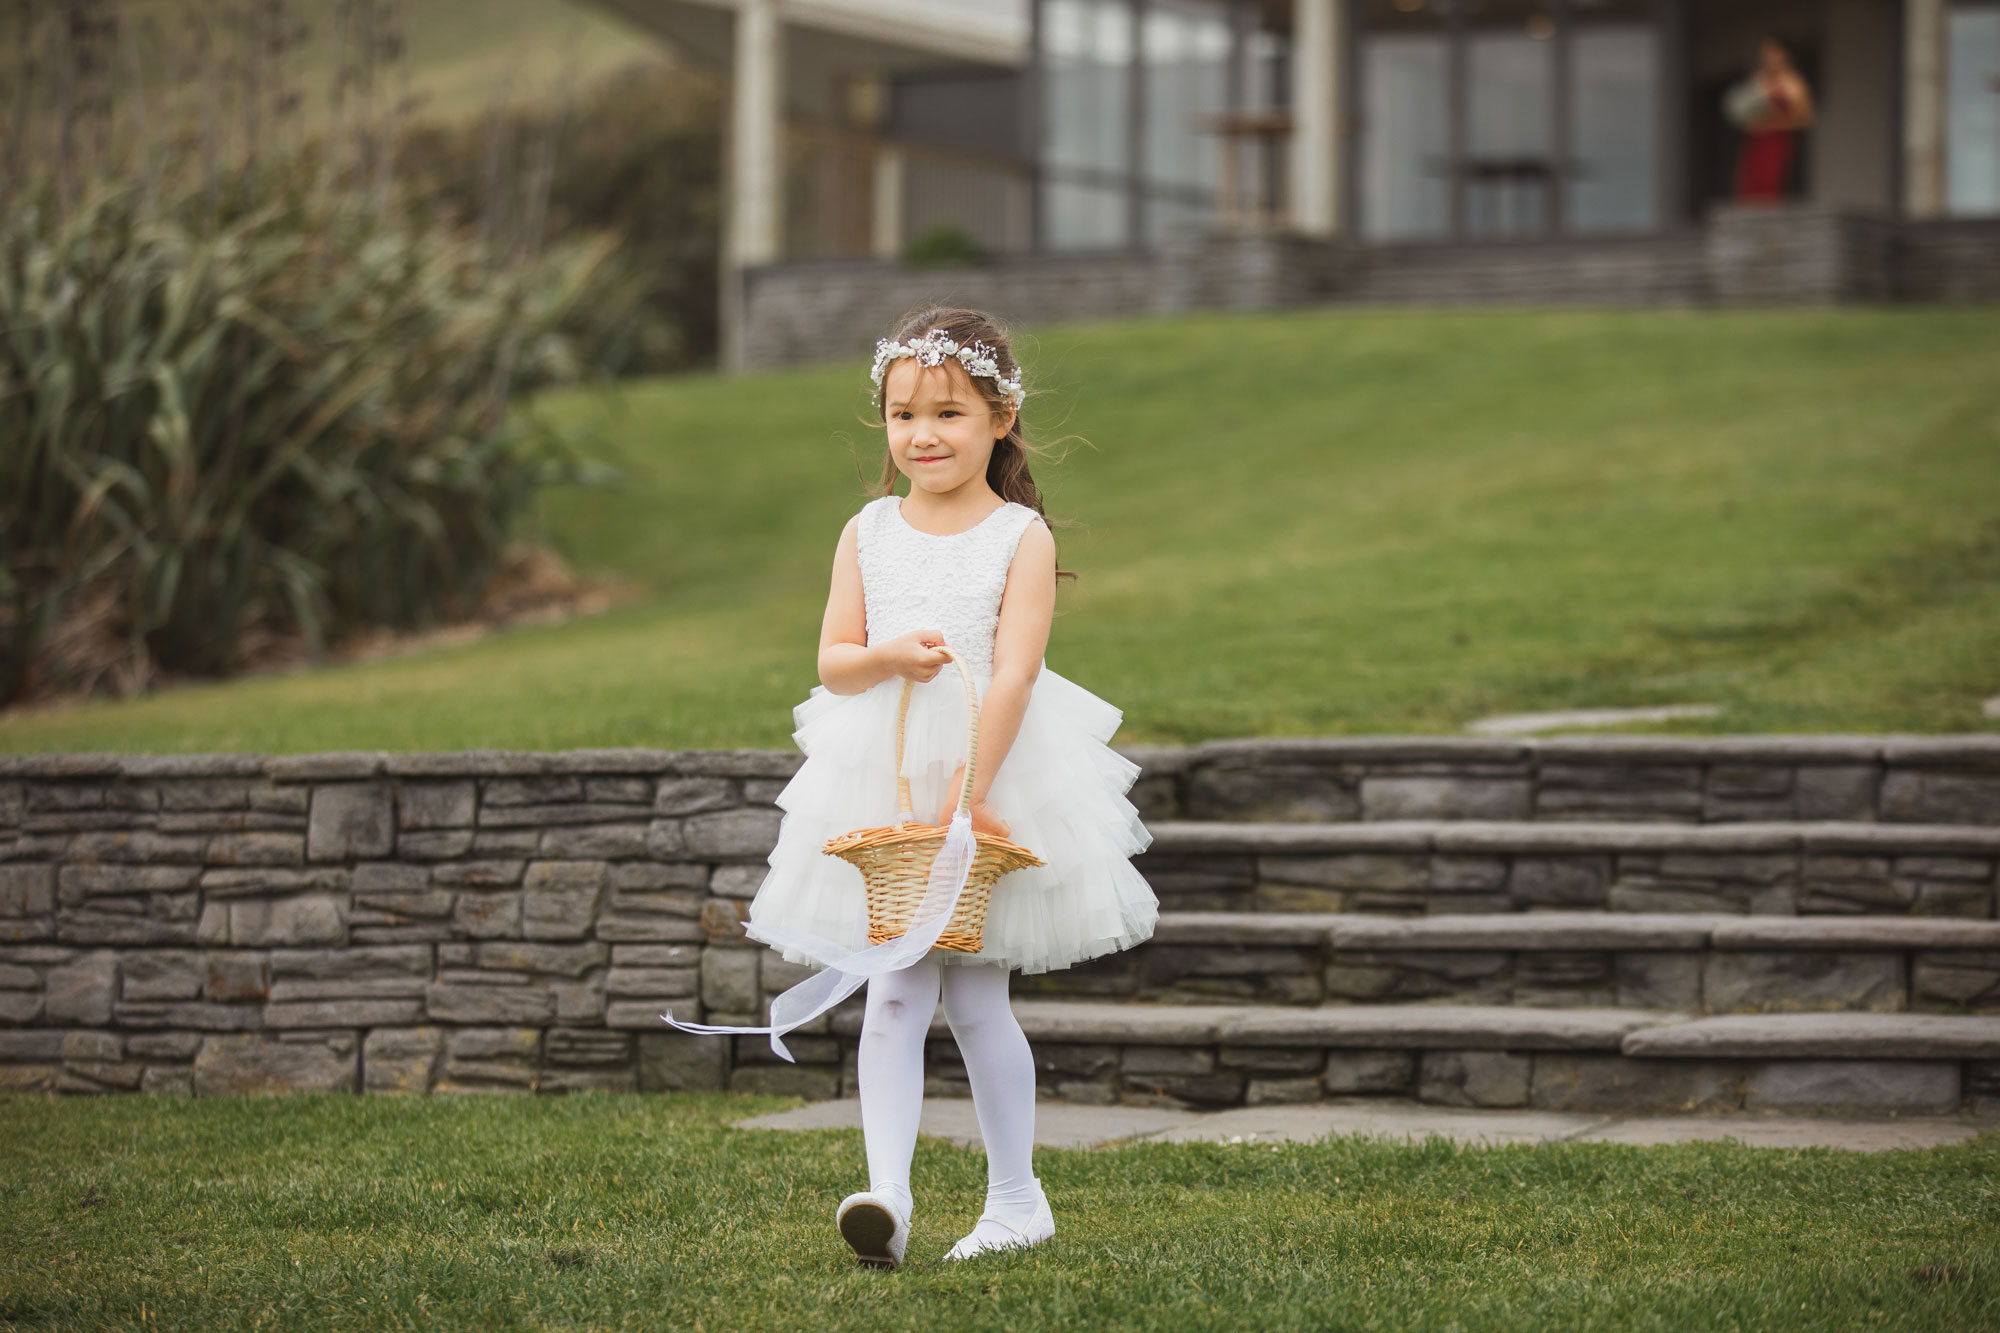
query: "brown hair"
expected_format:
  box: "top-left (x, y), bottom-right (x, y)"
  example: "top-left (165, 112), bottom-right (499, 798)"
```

top-left (866, 304), bottom-right (1079, 586)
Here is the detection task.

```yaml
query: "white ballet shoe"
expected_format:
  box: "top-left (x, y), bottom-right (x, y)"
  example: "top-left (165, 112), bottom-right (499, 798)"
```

top-left (836, 1190), bottom-right (911, 1269)
top-left (944, 1180), bottom-right (1054, 1260)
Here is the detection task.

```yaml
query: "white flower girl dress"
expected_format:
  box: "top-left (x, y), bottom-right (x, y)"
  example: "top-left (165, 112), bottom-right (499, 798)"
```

top-left (661, 492), bottom-right (1157, 1058)
top-left (744, 493), bottom-right (1158, 976)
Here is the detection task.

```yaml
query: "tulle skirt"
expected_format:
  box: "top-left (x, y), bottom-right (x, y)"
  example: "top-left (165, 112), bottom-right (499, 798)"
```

top-left (743, 664), bottom-right (1159, 975)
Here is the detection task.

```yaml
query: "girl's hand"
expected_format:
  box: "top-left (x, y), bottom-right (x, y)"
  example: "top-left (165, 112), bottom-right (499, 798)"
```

top-left (934, 762), bottom-right (1011, 838)
top-left (883, 630), bottom-right (952, 683)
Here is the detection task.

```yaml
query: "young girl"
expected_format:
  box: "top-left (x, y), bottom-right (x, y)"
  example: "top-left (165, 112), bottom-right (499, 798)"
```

top-left (667, 305), bottom-right (1157, 1267)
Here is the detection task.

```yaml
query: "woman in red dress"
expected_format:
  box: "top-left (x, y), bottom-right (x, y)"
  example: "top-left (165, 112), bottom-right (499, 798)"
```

top-left (1734, 37), bottom-right (1816, 204)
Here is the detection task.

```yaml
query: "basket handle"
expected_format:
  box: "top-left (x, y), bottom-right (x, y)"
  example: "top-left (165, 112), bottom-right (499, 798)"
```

top-left (893, 643), bottom-right (981, 825)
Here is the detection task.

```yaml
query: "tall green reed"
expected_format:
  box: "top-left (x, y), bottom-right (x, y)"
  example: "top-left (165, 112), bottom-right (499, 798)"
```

top-left (0, 1), bottom-right (640, 707)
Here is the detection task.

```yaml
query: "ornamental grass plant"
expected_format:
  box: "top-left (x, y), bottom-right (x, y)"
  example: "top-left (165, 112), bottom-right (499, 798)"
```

top-left (0, 1), bottom-right (645, 708)
top-left (0, 164), bottom-right (634, 707)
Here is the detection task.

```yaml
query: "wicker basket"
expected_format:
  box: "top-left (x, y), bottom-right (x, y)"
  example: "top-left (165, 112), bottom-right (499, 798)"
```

top-left (820, 645), bottom-right (1043, 952)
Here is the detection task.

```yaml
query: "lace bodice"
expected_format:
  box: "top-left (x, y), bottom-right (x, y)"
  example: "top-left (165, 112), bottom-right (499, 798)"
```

top-left (857, 494), bottom-right (1045, 679)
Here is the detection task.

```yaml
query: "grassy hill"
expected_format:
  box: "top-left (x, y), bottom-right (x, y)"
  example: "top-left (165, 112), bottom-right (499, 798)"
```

top-left (6, 0), bottom-right (667, 130)
top-left (4, 304), bottom-right (1997, 754)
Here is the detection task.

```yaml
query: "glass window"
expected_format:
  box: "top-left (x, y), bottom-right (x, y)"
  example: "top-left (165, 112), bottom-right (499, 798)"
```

top-left (1570, 25), bottom-right (1659, 232)
top-left (1044, 0), bottom-right (1132, 176)
top-left (1140, 0), bottom-right (1232, 243)
top-left (1356, 0), bottom-right (1662, 240)
top-left (1045, 179), bottom-right (1129, 247)
top-left (1038, 0), bottom-right (1286, 250)
top-left (1361, 33), bottom-right (1451, 239)
top-left (1948, 4), bottom-right (2000, 216)
top-left (1041, 0), bottom-right (1135, 248)
top-left (1243, 27), bottom-right (1287, 112)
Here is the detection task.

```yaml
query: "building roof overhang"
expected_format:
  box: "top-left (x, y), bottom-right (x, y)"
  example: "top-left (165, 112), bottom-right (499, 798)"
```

top-left (582, 0), bottom-right (1027, 74)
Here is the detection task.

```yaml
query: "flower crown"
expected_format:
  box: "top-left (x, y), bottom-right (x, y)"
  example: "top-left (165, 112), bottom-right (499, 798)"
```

top-left (870, 327), bottom-right (1026, 413)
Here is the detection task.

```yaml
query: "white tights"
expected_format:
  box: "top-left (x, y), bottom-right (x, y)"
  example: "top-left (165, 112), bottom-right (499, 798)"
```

top-left (856, 958), bottom-right (1040, 1237)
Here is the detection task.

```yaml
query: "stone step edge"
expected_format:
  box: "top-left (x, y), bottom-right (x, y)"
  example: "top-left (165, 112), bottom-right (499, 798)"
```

top-left (1143, 819), bottom-right (2000, 855)
top-left (8, 734), bottom-right (1998, 781)
top-left (828, 1002), bottom-right (2000, 1061)
top-left (1149, 910), bottom-right (2000, 952)
top-left (1157, 735), bottom-right (2000, 767)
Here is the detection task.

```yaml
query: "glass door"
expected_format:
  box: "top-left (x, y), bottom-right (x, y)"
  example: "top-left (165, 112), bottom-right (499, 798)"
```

top-left (1569, 3), bottom-right (1660, 232)
top-left (1042, 0), bottom-right (1136, 248)
top-left (1140, 0), bottom-right (1235, 243)
top-left (1359, 0), bottom-right (1451, 239)
top-left (1949, 3), bottom-right (2000, 216)
top-left (1464, 0), bottom-right (1557, 237)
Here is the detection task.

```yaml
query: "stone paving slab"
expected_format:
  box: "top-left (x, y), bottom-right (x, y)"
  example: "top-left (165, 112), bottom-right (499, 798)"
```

top-left (1139, 820), bottom-right (2000, 856)
top-left (839, 1001), bottom-right (1993, 1052)
top-left (1171, 910), bottom-right (2000, 951)
top-left (1152, 913), bottom-right (1335, 947)
top-left (734, 1098), bottom-right (1205, 1150)
top-left (1327, 912), bottom-right (1730, 951)
top-left (732, 1097), bottom-right (1993, 1153)
top-left (1621, 1011), bottom-right (2000, 1059)
top-left (1214, 1003), bottom-right (1677, 1050)
top-left (1710, 918), bottom-right (2000, 950)
top-left (1147, 1103), bottom-right (1603, 1147)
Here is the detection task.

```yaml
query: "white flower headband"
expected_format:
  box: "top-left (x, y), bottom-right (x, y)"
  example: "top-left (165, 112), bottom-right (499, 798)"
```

top-left (870, 326), bottom-right (1026, 413)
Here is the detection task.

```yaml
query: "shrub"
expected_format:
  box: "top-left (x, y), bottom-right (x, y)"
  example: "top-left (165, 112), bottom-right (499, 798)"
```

top-left (0, 162), bottom-right (635, 706)
top-left (902, 222), bottom-right (986, 269)
top-left (398, 62), bottom-right (723, 375)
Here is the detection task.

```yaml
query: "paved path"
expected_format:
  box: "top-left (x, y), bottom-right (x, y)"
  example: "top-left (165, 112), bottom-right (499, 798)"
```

top-left (735, 1097), bottom-right (1995, 1152)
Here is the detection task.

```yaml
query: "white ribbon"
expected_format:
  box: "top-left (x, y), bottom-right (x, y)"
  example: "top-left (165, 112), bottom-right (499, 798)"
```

top-left (660, 808), bottom-right (979, 1062)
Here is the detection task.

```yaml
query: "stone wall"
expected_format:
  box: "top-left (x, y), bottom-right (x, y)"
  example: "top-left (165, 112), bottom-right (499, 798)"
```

top-left (1898, 219), bottom-right (2000, 302)
top-left (737, 210), bottom-right (2000, 370)
top-left (734, 229), bottom-right (1362, 371)
top-left (1704, 206), bottom-right (1901, 304)
top-left (738, 249), bottom-right (1157, 373)
top-left (2, 737), bottom-right (1995, 1099)
top-left (0, 750), bottom-right (798, 1098)
top-left (1349, 236), bottom-right (1709, 307)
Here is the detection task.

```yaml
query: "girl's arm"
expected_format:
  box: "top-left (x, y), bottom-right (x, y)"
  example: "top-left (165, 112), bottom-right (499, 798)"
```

top-left (951, 519), bottom-right (1058, 812)
top-left (1787, 74), bottom-right (1815, 128)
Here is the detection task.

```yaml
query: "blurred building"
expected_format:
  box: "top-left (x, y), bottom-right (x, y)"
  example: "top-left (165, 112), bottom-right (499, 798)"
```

top-left (589, 0), bottom-right (2000, 367)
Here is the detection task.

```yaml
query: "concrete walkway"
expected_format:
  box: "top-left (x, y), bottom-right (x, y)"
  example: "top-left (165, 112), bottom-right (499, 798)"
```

top-left (734, 1097), bottom-right (1995, 1152)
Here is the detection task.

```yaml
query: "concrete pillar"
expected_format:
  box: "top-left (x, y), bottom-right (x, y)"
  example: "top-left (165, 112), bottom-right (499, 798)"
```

top-left (729, 0), bottom-right (784, 267)
top-left (1290, 0), bottom-right (1343, 235)
top-left (1903, 0), bottom-right (1947, 218)
top-left (871, 146), bottom-right (906, 259)
top-left (721, 0), bottom-right (783, 371)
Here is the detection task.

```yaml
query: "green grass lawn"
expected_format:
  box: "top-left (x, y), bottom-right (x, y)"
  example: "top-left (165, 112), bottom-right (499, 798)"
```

top-left (1, 1093), bottom-right (1995, 1331)
top-left (5, 305), bottom-right (1999, 754)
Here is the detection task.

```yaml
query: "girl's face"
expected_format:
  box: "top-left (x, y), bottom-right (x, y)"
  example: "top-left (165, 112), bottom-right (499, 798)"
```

top-left (882, 358), bottom-right (1017, 500)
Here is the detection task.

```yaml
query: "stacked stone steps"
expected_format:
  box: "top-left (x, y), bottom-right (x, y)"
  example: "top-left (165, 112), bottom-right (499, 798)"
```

top-left (819, 999), bottom-right (2000, 1119)
top-left (1017, 911), bottom-right (2000, 1014)
top-left (965, 743), bottom-right (2000, 1118)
